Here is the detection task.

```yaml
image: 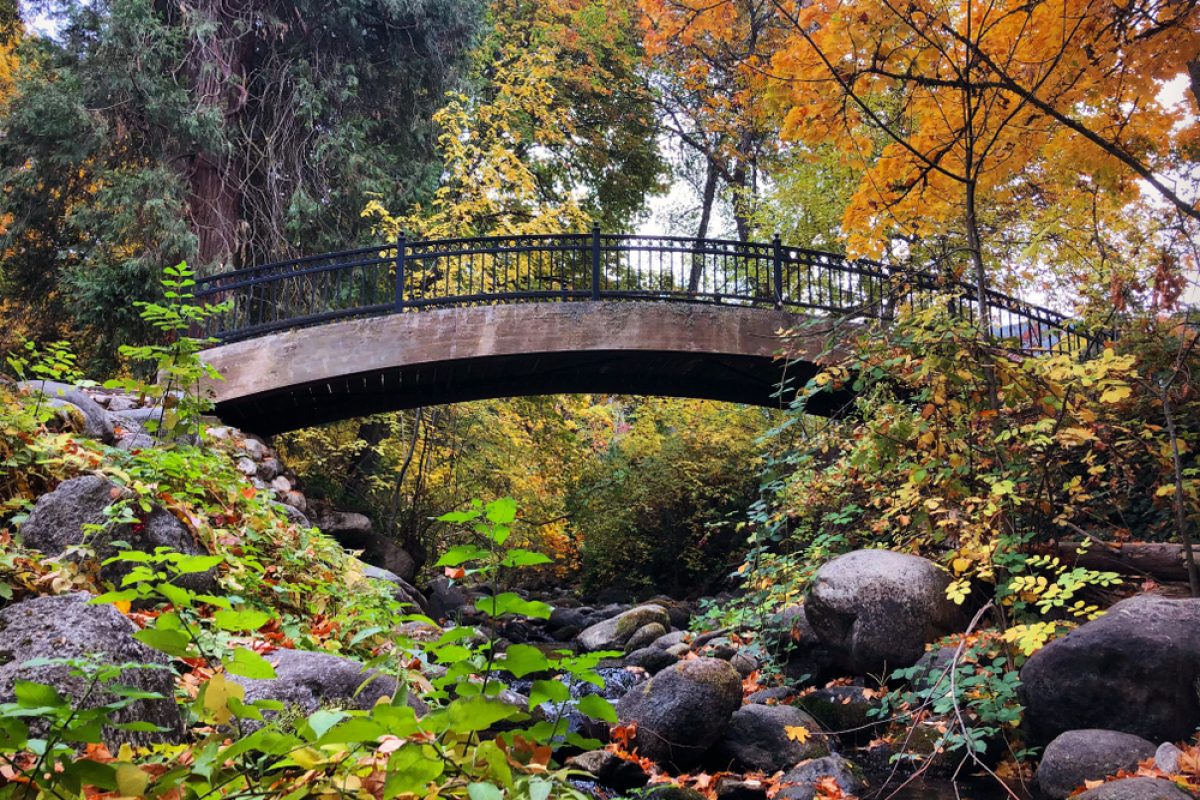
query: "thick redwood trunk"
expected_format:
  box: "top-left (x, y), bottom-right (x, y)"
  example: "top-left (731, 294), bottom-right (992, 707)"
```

top-left (179, 0), bottom-right (248, 270)
top-left (187, 152), bottom-right (241, 269)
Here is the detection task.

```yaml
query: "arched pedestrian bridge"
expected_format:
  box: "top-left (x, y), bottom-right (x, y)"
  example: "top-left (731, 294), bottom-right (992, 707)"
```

top-left (196, 229), bottom-right (1093, 435)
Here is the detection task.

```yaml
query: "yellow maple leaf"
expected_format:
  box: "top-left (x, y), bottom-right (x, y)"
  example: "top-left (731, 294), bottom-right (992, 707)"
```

top-left (784, 725), bottom-right (810, 743)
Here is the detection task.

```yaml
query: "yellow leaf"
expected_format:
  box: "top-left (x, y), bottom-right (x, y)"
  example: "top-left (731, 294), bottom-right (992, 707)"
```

top-left (1099, 385), bottom-right (1131, 404)
top-left (784, 725), bottom-right (811, 743)
top-left (201, 672), bottom-right (245, 726)
top-left (116, 763), bottom-right (151, 797)
top-left (951, 557), bottom-right (971, 574)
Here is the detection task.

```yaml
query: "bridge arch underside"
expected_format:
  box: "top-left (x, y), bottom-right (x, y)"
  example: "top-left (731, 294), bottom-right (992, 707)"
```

top-left (201, 302), bottom-right (852, 436)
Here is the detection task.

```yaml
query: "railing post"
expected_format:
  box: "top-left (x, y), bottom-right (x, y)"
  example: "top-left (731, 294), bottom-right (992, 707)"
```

top-left (590, 223), bottom-right (602, 301)
top-left (772, 233), bottom-right (783, 309)
top-left (394, 233), bottom-right (406, 312)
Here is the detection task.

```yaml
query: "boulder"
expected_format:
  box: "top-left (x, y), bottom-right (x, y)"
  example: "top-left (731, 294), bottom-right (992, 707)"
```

top-left (1071, 778), bottom-right (1195, 800)
top-left (714, 703), bottom-right (830, 773)
top-left (278, 503), bottom-right (313, 528)
top-left (714, 776), bottom-right (769, 800)
top-left (360, 564), bottom-right (427, 612)
top-left (567, 749), bottom-right (650, 791)
top-left (116, 432), bottom-right (157, 452)
top-left (652, 630), bottom-right (691, 650)
top-left (426, 578), bottom-right (469, 621)
top-left (19, 475), bottom-right (217, 594)
top-left (768, 605), bottom-right (834, 685)
top-left (625, 622), bottom-right (667, 652)
top-left (623, 646), bottom-right (679, 674)
top-left (99, 393), bottom-right (142, 412)
top-left (1020, 594), bottom-right (1200, 743)
top-left (805, 550), bottom-right (965, 674)
top-left (797, 685), bottom-right (884, 745)
top-left (1036, 730), bottom-right (1158, 799)
top-left (775, 754), bottom-right (866, 800)
top-left (0, 592), bottom-right (183, 747)
top-left (314, 509), bottom-right (372, 535)
top-left (615, 657), bottom-right (742, 769)
top-left (230, 648), bottom-right (425, 726)
top-left (108, 405), bottom-right (164, 430)
top-left (730, 651), bottom-right (759, 677)
top-left (699, 636), bottom-right (738, 660)
top-left (1156, 743), bottom-right (1184, 774)
top-left (323, 522), bottom-right (416, 584)
top-left (549, 607), bottom-right (588, 631)
top-left (20, 381), bottom-right (115, 443)
top-left (578, 605), bottom-right (671, 652)
top-left (746, 685), bottom-right (797, 705)
top-left (645, 786), bottom-right (706, 800)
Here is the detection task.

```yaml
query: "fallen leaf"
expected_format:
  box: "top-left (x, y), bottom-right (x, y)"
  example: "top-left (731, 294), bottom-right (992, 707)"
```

top-left (784, 725), bottom-right (810, 743)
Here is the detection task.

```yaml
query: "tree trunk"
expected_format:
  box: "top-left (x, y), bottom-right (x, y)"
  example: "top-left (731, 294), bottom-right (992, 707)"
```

top-left (1050, 540), bottom-right (1198, 584)
top-left (187, 153), bottom-right (241, 269)
top-left (688, 159), bottom-right (719, 294)
top-left (1161, 390), bottom-right (1200, 595)
top-left (180, 0), bottom-right (247, 270)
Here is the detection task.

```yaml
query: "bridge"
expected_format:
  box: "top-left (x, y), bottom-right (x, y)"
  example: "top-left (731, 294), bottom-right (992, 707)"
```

top-left (195, 228), bottom-right (1094, 435)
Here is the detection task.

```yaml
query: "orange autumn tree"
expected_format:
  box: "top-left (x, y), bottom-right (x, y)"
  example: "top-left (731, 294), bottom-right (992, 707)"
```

top-left (643, 0), bottom-right (1200, 317)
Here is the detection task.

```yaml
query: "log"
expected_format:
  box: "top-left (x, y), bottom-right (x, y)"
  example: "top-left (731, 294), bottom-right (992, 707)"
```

top-left (1050, 541), bottom-right (1193, 582)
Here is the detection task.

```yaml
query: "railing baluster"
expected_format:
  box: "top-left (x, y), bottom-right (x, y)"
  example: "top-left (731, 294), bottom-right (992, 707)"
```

top-left (394, 234), bottom-right (406, 312)
top-left (591, 224), bottom-right (602, 300)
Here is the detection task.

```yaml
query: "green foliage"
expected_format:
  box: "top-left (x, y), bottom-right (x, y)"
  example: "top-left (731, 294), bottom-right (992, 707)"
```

top-left (875, 631), bottom-right (1030, 760)
top-left (0, 0), bottom-right (481, 366)
top-left (0, 498), bottom-right (609, 799)
top-left (280, 396), bottom-right (777, 595)
top-left (104, 261), bottom-right (228, 441)
top-left (568, 398), bottom-right (776, 596)
top-left (0, 655), bottom-right (172, 796)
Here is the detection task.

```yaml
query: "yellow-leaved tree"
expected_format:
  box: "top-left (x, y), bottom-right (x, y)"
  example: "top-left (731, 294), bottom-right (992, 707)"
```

top-left (364, 45), bottom-right (588, 242)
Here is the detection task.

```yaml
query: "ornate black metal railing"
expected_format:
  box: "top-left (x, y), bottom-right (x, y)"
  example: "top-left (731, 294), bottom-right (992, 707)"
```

top-left (193, 227), bottom-right (1100, 355)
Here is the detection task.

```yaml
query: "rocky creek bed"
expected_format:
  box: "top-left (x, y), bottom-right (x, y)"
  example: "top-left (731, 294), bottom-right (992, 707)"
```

top-left (2, 381), bottom-right (1198, 799)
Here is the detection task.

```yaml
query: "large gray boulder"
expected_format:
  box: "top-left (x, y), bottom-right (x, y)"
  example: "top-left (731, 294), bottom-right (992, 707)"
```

top-left (19, 475), bottom-right (217, 594)
top-left (1020, 594), bottom-right (1200, 743)
top-left (1036, 730), bottom-right (1158, 799)
top-left (578, 604), bottom-right (671, 652)
top-left (805, 550), bottom-right (965, 674)
top-left (714, 703), bottom-right (830, 773)
top-left (20, 381), bottom-right (115, 444)
top-left (1072, 778), bottom-right (1195, 800)
top-left (230, 648), bottom-right (425, 726)
top-left (615, 657), bottom-right (742, 769)
top-left (0, 592), bottom-right (183, 747)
